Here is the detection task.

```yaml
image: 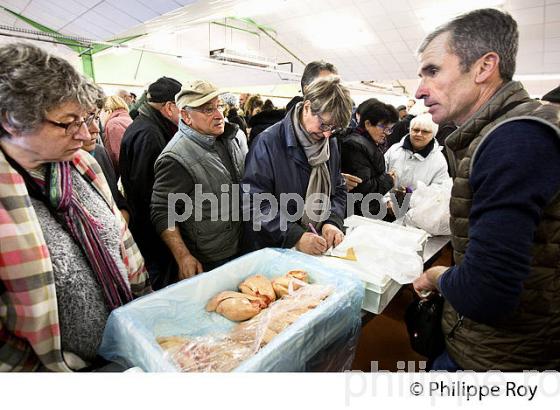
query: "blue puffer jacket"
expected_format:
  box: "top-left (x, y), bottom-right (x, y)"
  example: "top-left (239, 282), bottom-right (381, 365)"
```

top-left (241, 108), bottom-right (347, 252)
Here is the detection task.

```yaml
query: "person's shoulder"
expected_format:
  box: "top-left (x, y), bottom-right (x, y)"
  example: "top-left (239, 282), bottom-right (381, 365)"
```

top-left (475, 119), bottom-right (560, 170)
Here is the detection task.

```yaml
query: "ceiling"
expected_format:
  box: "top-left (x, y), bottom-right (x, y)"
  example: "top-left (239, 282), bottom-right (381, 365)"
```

top-left (0, 0), bottom-right (559, 97)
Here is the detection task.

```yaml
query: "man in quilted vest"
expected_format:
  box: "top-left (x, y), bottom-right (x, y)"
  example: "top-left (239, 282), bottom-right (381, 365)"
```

top-left (412, 8), bottom-right (560, 371)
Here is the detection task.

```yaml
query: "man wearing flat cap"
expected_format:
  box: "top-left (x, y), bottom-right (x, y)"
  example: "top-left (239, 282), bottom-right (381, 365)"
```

top-left (120, 76), bottom-right (182, 289)
top-left (151, 80), bottom-right (248, 281)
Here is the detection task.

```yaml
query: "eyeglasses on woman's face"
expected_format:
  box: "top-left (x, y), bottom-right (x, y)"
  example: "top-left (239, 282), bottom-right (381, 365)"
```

top-left (376, 123), bottom-right (394, 135)
top-left (44, 112), bottom-right (99, 136)
top-left (410, 127), bottom-right (433, 136)
top-left (315, 112), bottom-right (342, 134)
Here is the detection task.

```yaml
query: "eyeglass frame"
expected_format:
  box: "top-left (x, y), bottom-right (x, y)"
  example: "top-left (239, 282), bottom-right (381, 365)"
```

top-left (44, 112), bottom-right (99, 136)
top-left (410, 127), bottom-right (433, 136)
top-left (314, 112), bottom-right (342, 134)
top-left (183, 103), bottom-right (226, 116)
top-left (376, 123), bottom-right (394, 135)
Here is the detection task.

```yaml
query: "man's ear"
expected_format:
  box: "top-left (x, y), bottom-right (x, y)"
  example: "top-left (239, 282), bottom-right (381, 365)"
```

top-left (474, 52), bottom-right (500, 84)
top-left (181, 110), bottom-right (192, 125)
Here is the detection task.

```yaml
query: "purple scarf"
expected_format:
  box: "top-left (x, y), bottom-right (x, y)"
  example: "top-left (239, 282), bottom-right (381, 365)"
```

top-left (43, 161), bottom-right (133, 310)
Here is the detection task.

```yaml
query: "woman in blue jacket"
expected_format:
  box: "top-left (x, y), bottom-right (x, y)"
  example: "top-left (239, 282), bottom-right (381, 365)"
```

top-left (242, 75), bottom-right (353, 255)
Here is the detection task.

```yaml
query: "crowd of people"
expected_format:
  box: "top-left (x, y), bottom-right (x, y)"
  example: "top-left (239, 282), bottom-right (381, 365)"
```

top-left (0, 7), bottom-right (559, 372)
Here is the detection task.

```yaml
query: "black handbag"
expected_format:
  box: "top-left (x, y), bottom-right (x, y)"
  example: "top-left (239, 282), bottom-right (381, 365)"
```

top-left (404, 293), bottom-right (446, 358)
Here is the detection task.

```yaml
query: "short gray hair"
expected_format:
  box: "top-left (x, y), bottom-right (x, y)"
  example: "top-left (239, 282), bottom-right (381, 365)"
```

top-left (304, 75), bottom-right (352, 129)
top-left (0, 43), bottom-right (98, 136)
top-left (410, 113), bottom-right (439, 136)
top-left (418, 8), bottom-right (518, 81)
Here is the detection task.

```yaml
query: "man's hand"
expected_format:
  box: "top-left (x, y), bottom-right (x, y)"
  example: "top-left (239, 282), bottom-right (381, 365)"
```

top-left (321, 223), bottom-right (344, 248)
top-left (413, 266), bottom-right (449, 297)
top-left (295, 232), bottom-right (328, 255)
top-left (342, 173), bottom-right (363, 191)
top-left (177, 254), bottom-right (204, 280)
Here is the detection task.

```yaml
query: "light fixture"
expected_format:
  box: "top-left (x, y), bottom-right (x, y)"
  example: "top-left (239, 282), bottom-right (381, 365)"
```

top-left (209, 47), bottom-right (277, 68)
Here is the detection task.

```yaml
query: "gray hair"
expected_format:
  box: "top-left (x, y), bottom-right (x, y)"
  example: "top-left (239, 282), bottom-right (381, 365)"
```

top-left (301, 60), bottom-right (338, 92)
top-left (0, 43), bottom-right (98, 136)
top-left (410, 113), bottom-right (439, 136)
top-left (304, 75), bottom-right (352, 129)
top-left (418, 8), bottom-right (518, 81)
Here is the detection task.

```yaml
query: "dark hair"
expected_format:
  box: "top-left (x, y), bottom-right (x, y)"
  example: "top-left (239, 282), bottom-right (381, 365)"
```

top-left (418, 8), bottom-right (518, 81)
top-left (263, 99), bottom-right (275, 111)
top-left (358, 100), bottom-right (399, 128)
top-left (301, 60), bottom-right (338, 92)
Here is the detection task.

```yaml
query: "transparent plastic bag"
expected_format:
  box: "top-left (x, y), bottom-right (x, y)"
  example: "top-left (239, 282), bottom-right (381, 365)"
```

top-left (404, 179), bottom-right (452, 236)
top-left (157, 284), bottom-right (334, 372)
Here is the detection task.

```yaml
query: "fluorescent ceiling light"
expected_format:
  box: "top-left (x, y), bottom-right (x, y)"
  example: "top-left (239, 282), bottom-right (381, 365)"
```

top-left (209, 47), bottom-right (277, 68)
top-left (305, 15), bottom-right (376, 49)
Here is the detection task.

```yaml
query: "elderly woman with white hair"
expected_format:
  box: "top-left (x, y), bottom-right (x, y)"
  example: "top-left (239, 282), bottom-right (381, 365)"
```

top-left (384, 113), bottom-right (449, 190)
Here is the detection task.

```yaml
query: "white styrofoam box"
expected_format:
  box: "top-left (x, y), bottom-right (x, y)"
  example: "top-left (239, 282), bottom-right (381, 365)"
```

top-left (98, 248), bottom-right (364, 372)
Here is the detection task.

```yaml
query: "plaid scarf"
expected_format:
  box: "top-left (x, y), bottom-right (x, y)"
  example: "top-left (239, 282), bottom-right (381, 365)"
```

top-left (12, 159), bottom-right (133, 311)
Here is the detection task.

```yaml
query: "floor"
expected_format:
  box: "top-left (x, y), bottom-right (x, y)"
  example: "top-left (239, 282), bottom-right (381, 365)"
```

top-left (351, 245), bottom-right (452, 372)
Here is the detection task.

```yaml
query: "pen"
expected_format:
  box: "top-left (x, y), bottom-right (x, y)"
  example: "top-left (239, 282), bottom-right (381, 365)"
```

top-left (308, 223), bottom-right (319, 236)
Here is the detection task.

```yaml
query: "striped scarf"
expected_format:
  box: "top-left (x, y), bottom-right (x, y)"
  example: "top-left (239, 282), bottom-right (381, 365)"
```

top-left (12, 158), bottom-right (132, 310)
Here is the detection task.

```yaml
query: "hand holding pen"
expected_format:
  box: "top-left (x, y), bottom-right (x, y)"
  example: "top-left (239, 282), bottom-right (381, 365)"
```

top-left (294, 223), bottom-right (328, 255)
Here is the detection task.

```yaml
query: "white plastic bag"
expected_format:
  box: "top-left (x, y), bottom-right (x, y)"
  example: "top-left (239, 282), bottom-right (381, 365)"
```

top-left (329, 224), bottom-right (425, 284)
top-left (404, 179), bottom-right (452, 235)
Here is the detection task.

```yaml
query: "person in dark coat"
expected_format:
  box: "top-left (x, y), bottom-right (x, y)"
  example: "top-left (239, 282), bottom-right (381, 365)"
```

top-left (248, 107), bottom-right (286, 148)
top-left (242, 75), bottom-right (352, 256)
top-left (119, 76), bottom-right (182, 289)
top-left (340, 100), bottom-right (399, 218)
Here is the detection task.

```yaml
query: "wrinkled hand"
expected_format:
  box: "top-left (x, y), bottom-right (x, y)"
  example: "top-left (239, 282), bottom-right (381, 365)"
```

top-left (412, 266), bottom-right (449, 297)
top-left (387, 170), bottom-right (397, 186)
top-left (321, 223), bottom-right (344, 248)
top-left (295, 232), bottom-right (328, 255)
top-left (342, 173), bottom-right (363, 191)
top-left (177, 254), bottom-right (204, 280)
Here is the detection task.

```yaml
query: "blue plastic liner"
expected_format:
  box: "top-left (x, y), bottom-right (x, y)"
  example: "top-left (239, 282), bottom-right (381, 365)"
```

top-left (98, 248), bottom-right (364, 372)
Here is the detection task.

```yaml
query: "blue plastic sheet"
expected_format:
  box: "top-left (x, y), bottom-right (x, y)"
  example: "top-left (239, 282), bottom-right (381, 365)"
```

top-left (98, 248), bottom-right (364, 372)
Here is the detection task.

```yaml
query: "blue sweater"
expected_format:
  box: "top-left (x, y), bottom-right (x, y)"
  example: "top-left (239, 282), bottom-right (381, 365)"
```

top-left (438, 120), bottom-right (560, 324)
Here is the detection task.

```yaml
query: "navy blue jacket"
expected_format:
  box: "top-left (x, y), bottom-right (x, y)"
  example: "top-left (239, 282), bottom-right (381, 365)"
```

top-left (241, 109), bottom-right (346, 251)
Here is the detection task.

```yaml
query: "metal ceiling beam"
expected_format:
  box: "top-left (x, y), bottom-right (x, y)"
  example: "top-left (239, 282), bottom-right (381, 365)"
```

top-left (0, 6), bottom-right (144, 80)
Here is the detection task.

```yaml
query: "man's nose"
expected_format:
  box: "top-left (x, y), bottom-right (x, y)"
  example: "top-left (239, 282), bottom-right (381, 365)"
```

top-left (415, 81), bottom-right (428, 100)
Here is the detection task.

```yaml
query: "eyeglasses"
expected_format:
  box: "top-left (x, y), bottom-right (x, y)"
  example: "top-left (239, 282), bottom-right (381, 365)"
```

top-left (315, 113), bottom-right (342, 134)
top-left (410, 127), bottom-right (432, 136)
top-left (376, 124), bottom-right (394, 135)
top-left (44, 113), bottom-right (98, 136)
top-left (187, 104), bottom-right (226, 116)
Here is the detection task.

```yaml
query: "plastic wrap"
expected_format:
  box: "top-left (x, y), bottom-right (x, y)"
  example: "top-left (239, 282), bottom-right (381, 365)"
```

top-left (98, 248), bottom-right (364, 372)
top-left (319, 218), bottom-right (427, 285)
top-left (404, 179), bottom-right (452, 235)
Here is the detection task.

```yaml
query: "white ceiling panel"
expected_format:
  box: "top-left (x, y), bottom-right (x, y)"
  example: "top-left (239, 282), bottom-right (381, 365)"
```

top-left (507, 0), bottom-right (544, 10)
top-left (0, 0), bottom-right (558, 96)
top-left (545, 3), bottom-right (560, 21)
top-left (136, 0), bottom-right (184, 15)
top-left (510, 6), bottom-right (545, 25)
top-left (545, 22), bottom-right (560, 37)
